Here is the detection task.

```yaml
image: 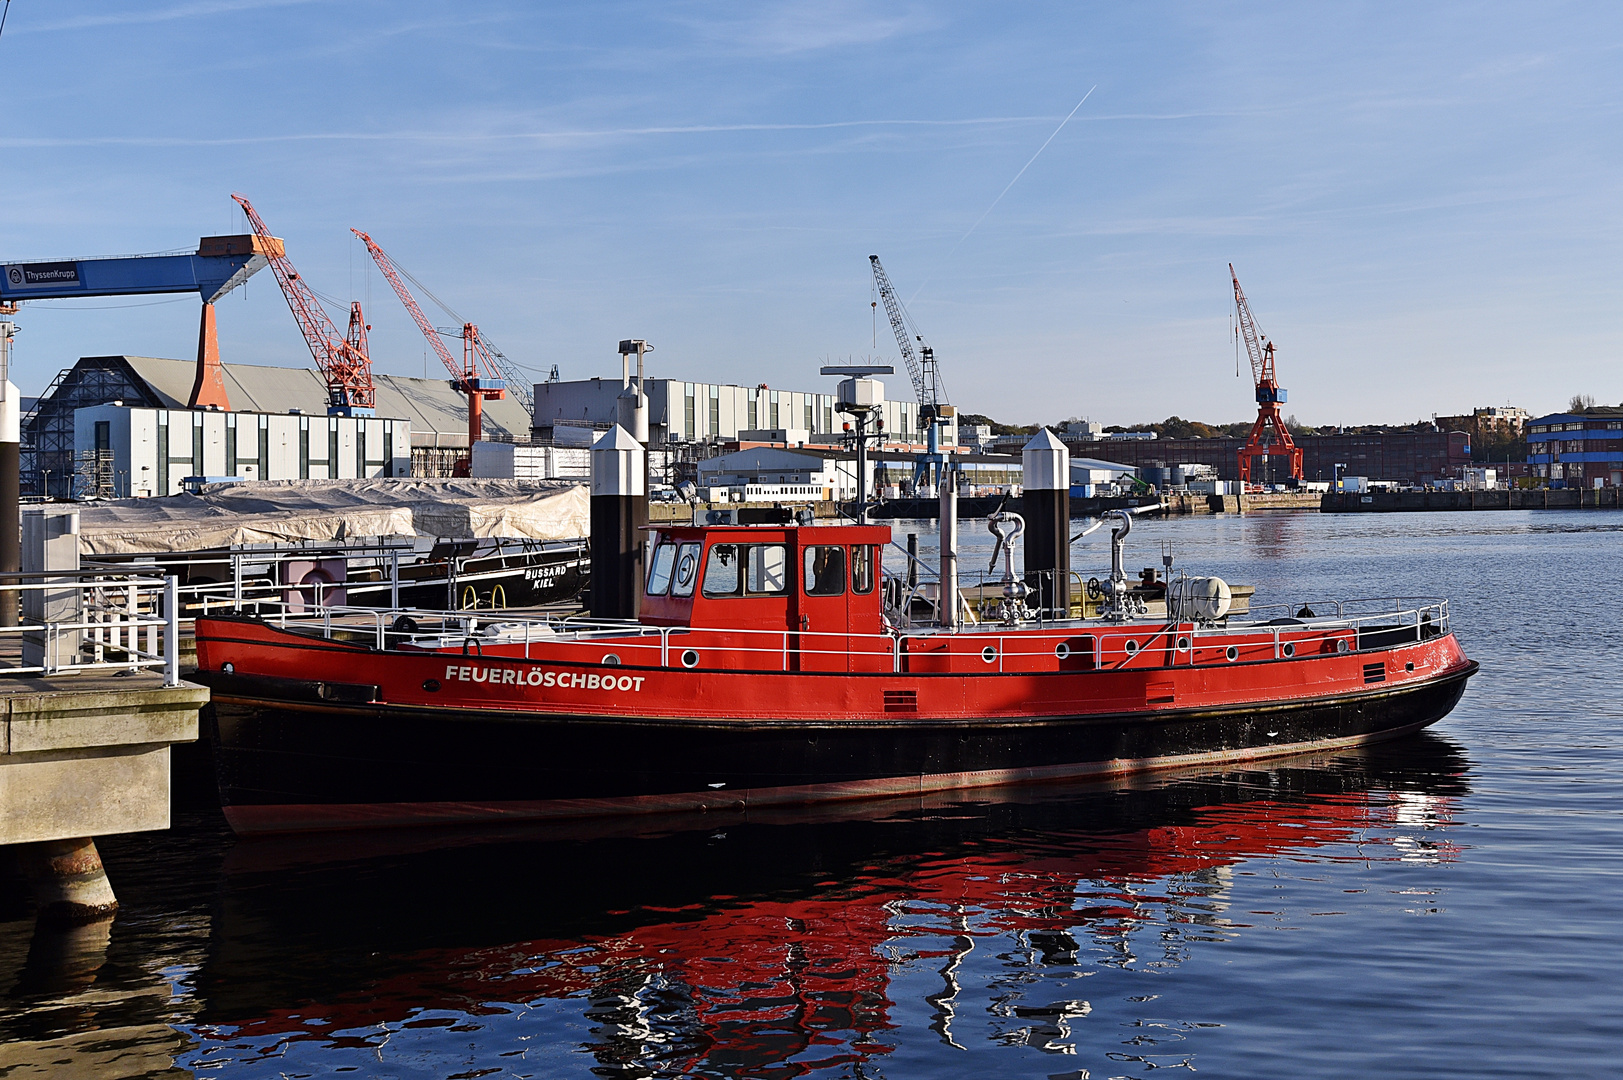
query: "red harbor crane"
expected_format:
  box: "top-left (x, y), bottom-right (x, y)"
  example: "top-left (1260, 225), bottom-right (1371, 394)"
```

top-left (351, 229), bottom-right (505, 467)
top-left (231, 194), bottom-right (377, 414)
top-left (1230, 264), bottom-right (1303, 485)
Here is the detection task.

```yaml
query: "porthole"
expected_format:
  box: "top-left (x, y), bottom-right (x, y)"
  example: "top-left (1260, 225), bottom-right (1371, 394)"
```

top-left (1405, 661), bottom-right (1415, 672)
top-left (422, 679), bottom-right (440, 692)
top-left (680, 649), bottom-right (701, 669)
top-left (981, 646), bottom-right (998, 664)
top-left (602, 653), bottom-right (622, 666)
top-left (1282, 642), bottom-right (1296, 658)
top-left (1054, 642), bottom-right (1071, 660)
top-left (1335, 638), bottom-right (1349, 653)
top-left (1176, 637), bottom-right (1191, 652)
top-left (1124, 639), bottom-right (1140, 656)
top-left (1225, 645), bottom-right (1239, 662)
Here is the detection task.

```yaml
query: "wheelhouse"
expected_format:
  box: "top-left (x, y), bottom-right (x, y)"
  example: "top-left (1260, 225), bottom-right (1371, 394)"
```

top-left (640, 523), bottom-right (890, 638)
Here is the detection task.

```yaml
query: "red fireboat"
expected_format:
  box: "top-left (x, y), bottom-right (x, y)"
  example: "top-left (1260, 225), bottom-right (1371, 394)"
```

top-left (193, 502), bottom-right (1476, 835)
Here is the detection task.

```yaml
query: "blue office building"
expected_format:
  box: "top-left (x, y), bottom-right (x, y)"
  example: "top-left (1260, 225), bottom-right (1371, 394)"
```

top-left (1526, 408), bottom-right (1623, 487)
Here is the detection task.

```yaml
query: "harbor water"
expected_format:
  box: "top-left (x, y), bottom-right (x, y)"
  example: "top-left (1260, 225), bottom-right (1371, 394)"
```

top-left (3, 510), bottom-right (1620, 1078)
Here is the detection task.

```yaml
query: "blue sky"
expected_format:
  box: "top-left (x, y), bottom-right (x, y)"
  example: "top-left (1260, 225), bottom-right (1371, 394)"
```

top-left (2, 1), bottom-right (1620, 425)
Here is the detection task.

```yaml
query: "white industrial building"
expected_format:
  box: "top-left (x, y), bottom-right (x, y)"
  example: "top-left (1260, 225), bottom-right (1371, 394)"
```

top-left (1071, 455), bottom-right (1140, 487)
top-left (533, 375), bottom-right (953, 448)
top-left (696, 446), bottom-right (870, 501)
top-left (31, 354), bottom-right (534, 495)
top-left (74, 404), bottom-right (412, 497)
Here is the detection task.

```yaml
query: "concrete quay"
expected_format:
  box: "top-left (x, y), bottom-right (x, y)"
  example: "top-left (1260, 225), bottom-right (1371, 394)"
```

top-left (1323, 488), bottom-right (1623, 512)
top-left (1, 671), bottom-right (207, 923)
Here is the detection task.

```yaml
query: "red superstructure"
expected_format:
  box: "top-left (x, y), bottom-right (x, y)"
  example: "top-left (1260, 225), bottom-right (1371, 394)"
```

top-left (193, 516), bottom-right (1475, 834)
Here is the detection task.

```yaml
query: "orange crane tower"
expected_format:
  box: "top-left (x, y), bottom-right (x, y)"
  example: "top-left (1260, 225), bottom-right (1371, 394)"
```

top-left (351, 230), bottom-right (506, 466)
top-left (1230, 264), bottom-right (1303, 485)
top-left (231, 194), bottom-right (377, 414)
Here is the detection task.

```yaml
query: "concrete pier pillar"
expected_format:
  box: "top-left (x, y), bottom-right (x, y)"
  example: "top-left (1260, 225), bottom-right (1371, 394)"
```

top-left (1022, 429), bottom-right (1070, 618)
top-left (16, 837), bottom-right (118, 925)
top-left (589, 425), bottom-right (647, 620)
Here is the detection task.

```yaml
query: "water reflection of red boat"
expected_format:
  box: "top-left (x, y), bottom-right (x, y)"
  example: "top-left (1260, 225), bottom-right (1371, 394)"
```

top-left (192, 743), bottom-right (1466, 1075)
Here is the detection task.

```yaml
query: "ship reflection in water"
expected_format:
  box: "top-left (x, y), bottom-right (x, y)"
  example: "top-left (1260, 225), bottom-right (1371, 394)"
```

top-left (3, 735), bottom-right (1468, 1079)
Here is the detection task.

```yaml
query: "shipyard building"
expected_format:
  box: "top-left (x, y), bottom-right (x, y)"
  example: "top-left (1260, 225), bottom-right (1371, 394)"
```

top-left (30, 354), bottom-right (532, 497)
top-left (532, 376), bottom-right (950, 449)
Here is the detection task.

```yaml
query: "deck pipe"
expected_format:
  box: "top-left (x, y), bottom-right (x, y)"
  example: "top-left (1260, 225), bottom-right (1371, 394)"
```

top-left (589, 424), bottom-right (647, 620)
top-left (939, 470), bottom-right (958, 629)
top-left (1021, 429), bottom-right (1070, 618)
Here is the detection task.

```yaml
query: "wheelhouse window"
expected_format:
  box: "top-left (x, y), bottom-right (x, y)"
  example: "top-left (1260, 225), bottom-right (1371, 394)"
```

top-left (670, 542), bottom-right (702, 598)
top-left (804, 545), bottom-right (846, 596)
top-left (850, 545), bottom-right (876, 594)
top-left (747, 545), bottom-right (788, 594)
top-left (702, 543), bottom-right (741, 596)
top-left (646, 542), bottom-right (677, 596)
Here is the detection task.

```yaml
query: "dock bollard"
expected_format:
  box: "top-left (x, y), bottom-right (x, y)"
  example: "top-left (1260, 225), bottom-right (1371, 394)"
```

top-left (1021, 429), bottom-right (1070, 618)
top-left (589, 425), bottom-right (647, 620)
top-left (16, 837), bottom-right (118, 925)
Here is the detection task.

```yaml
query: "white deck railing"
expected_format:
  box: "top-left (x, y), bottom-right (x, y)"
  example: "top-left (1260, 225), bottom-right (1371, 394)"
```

top-left (0, 572), bottom-right (181, 686)
top-left (248, 596), bottom-right (1449, 677)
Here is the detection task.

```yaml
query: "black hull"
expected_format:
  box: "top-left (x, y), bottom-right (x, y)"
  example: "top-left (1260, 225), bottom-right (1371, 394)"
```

top-left (204, 663), bottom-right (1475, 833)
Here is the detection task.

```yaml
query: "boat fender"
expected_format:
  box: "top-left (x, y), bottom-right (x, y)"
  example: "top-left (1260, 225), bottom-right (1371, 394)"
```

top-left (391, 615), bottom-right (419, 634)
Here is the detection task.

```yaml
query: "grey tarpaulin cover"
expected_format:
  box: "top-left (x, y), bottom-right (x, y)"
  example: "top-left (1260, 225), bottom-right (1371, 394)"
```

top-left (75, 479), bottom-right (591, 554)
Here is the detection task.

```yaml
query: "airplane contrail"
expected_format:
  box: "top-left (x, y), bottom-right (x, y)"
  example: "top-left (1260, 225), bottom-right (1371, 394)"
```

top-left (909, 85), bottom-right (1097, 304)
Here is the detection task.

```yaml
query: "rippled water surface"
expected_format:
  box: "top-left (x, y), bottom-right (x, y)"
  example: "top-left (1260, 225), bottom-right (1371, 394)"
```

top-left (4, 510), bottom-right (1621, 1079)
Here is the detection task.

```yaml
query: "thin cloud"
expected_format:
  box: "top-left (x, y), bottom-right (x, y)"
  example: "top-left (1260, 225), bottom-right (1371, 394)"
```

top-left (0, 115), bottom-right (1063, 150)
top-left (16, 0), bottom-right (317, 34)
top-left (673, 1), bottom-right (934, 56)
top-left (0, 108), bottom-right (1258, 152)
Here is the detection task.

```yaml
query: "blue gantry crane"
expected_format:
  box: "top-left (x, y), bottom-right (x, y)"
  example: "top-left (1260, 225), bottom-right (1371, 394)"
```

top-left (1, 232), bottom-right (278, 409)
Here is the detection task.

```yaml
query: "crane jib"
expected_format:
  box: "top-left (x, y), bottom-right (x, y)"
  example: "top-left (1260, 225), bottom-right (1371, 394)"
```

top-left (868, 255), bottom-right (947, 417)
